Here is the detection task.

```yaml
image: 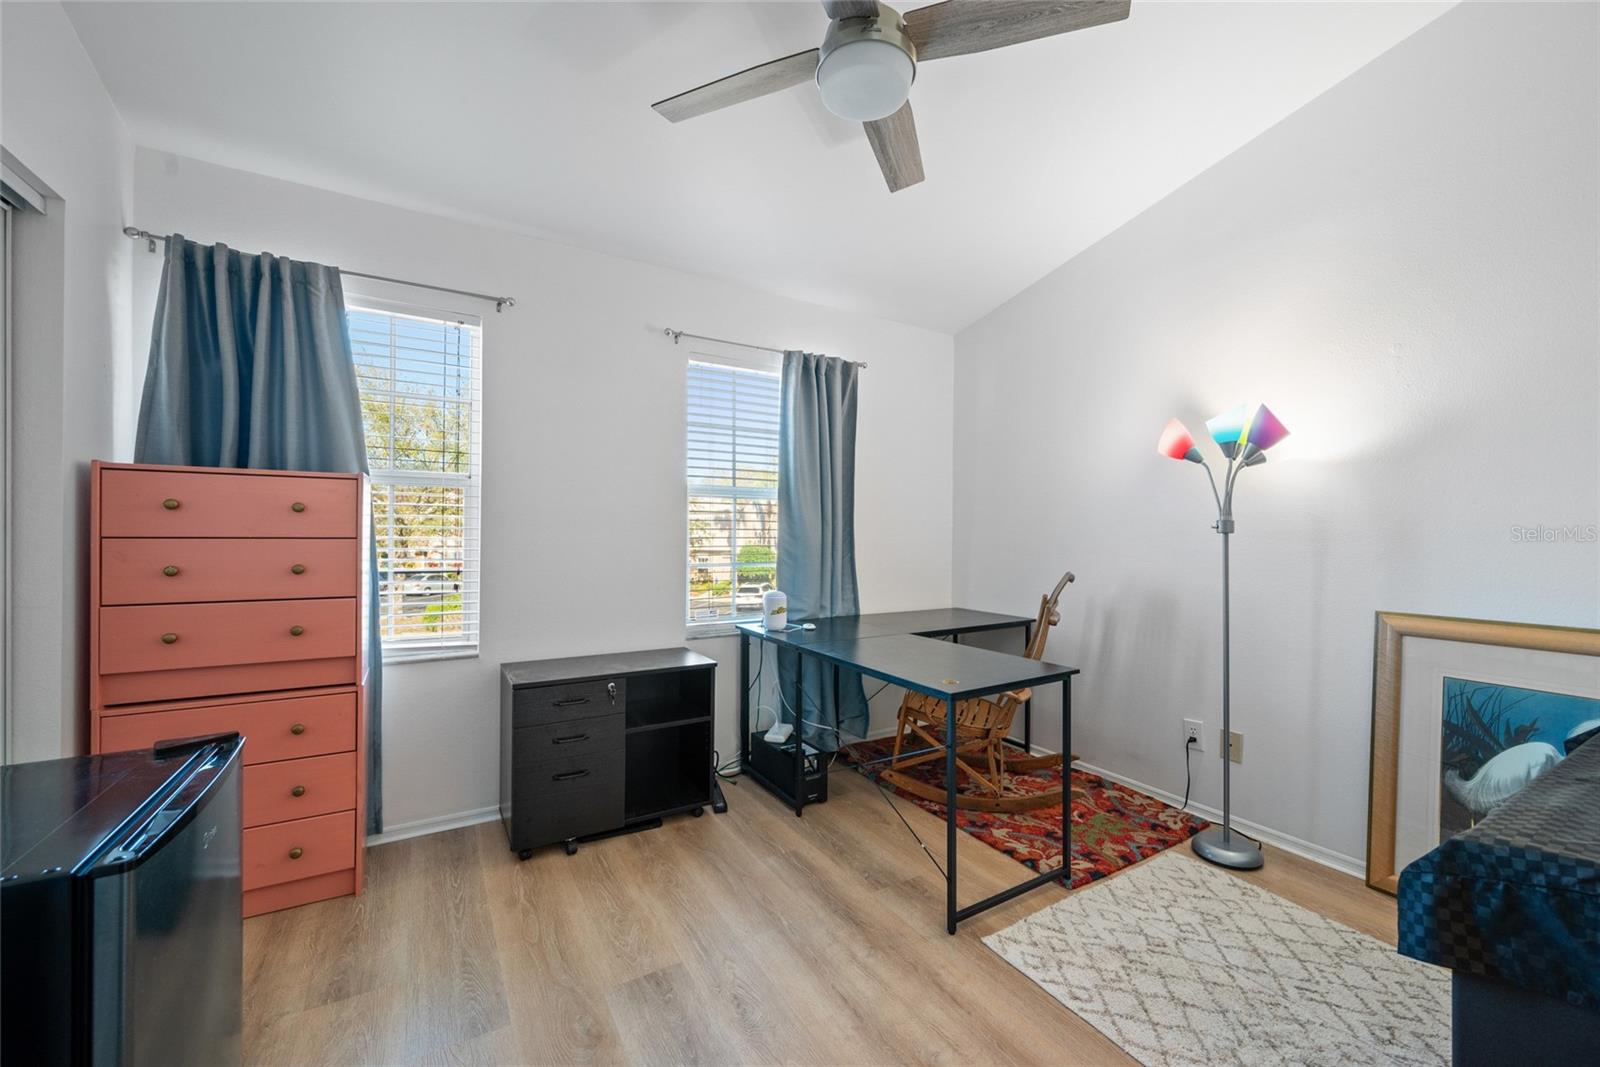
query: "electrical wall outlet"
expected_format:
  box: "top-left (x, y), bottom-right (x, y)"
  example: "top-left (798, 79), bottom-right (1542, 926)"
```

top-left (1182, 719), bottom-right (1204, 750)
top-left (1220, 729), bottom-right (1244, 763)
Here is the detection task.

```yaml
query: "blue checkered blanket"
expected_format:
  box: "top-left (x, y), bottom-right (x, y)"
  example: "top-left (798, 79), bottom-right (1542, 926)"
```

top-left (1398, 734), bottom-right (1600, 1010)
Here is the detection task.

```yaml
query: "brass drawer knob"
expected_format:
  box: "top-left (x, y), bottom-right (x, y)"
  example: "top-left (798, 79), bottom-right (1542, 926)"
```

top-left (290, 501), bottom-right (306, 513)
top-left (288, 847), bottom-right (303, 860)
top-left (162, 565), bottom-right (180, 577)
top-left (289, 625), bottom-right (305, 637)
top-left (160, 633), bottom-right (178, 645)
top-left (162, 498), bottom-right (181, 510)
top-left (290, 564), bottom-right (306, 575)
top-left (290, 722), bottom-right (306, 735)
top-left (290, 785), bottom-right (306, 798)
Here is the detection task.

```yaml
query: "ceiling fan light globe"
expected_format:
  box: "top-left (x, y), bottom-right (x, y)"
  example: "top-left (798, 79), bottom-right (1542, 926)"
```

top-left (816, 38), bottom-right (915, 122)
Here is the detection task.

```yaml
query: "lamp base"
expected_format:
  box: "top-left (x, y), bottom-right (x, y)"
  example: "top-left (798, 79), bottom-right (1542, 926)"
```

top-left (1191, 827), bottom-right (1264, 870)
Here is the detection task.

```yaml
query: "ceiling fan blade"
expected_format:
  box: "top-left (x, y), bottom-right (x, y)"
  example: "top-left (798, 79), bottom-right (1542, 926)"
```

top-left (864, 101), bottom-right (924, 193)
top-left (905, 0), bottom-right (1130, 61)
top-left (652, 49), bottom-right (821, 122)
top-left (823, 0), bottom-right (880, 18)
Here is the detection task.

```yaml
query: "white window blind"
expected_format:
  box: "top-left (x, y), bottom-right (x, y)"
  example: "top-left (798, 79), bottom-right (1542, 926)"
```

top-left (687, 358), bottom-right (781, 626)
top-left (349, 303), bottom-right (482, 659)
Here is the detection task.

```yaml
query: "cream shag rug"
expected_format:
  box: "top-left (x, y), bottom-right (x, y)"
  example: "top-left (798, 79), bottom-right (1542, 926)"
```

top-left (983, 851), bottom-right (1450, 1067)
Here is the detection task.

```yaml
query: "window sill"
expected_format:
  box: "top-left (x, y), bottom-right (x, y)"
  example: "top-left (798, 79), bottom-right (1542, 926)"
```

top-left (685, 619), bottom-right (758, 641)
top-left (382, 647), bottom-right (480, 666)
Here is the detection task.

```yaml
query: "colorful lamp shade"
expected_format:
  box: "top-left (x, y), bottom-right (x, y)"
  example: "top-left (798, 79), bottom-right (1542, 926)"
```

top-left (1240, 403), bottom-right (1290, 453)
top-left (1205, 404), bottom-right (1249, 457)
top-left (1158, 418), bottom-right (1202, 462)
top-left (1206, 402), bottom-right (1289, 458)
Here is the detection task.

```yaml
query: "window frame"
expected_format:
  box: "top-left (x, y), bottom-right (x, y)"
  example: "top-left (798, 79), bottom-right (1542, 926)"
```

top-left (684, 345), bottom-right (782, 638)
top-left (346, 294), bottom-right (484, 663)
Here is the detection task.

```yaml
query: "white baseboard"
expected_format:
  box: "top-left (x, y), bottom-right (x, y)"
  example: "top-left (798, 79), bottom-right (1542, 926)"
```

top-left (1074, 761), bottom-right (1366, 880)
top-left (366, 805), bottom-right (500, 847)
top-left (360, 756), bottom-right (1366, 882)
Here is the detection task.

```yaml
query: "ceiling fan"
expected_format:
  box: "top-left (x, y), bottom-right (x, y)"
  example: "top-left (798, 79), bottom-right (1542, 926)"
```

top-left (651, 1), bottom-right (1132, 192)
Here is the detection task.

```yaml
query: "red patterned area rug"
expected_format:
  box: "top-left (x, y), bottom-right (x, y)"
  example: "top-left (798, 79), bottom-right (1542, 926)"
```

top-left (839, 738), bottom-right (1209, 889)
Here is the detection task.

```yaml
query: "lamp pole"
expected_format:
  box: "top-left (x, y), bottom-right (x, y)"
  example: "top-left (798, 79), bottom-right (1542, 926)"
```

top-left (1191, 453), bottom-right (1263, 870)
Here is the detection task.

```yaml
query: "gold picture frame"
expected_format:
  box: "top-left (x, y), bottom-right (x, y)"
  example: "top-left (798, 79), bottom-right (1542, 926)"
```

top-left (1366, 612), bottom-right (1600, 893)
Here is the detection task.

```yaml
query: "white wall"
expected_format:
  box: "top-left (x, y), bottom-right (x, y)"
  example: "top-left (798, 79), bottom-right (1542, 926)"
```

top-left (0, 2), bottom-right (134, 759)
top-left (130, 150), bottom-right (954, 833)
top-left (951, 1), bottom-right (1599, 869)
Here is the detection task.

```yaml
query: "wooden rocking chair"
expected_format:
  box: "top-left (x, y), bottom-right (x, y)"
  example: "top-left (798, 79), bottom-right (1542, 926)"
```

top-left (880, 572), bottom-right (1074, 813)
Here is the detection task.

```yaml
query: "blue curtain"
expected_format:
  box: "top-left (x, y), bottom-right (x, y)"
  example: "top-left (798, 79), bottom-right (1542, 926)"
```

top-left (776, 350), bottom-right (867, 750)
top-left (134, 236), bottom-right (384, 834)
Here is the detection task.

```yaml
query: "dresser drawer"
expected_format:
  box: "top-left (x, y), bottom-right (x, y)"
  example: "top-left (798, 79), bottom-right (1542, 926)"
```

top-left (100, 598), bottom-right (357, 674)
top-left (99, 692), bottom-right (357, 765)
top-left (101, 538), bottom-right (359, 605)
top-left (514, 715), bottom-right (624, 763)
top-left (244, 752), bottom-right (357, 828)
top-left (244, 810), bottom-right (356, 891)
top-left (512, 678), bottom-right (625, 727)
top-left (99, 468), bottom-right (359, 538)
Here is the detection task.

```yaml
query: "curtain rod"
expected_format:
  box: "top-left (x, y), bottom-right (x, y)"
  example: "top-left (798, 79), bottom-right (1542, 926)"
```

top-left (663, 328), bottom-right (867, 368)
top-left (123, 227), bottom-right (516, 313)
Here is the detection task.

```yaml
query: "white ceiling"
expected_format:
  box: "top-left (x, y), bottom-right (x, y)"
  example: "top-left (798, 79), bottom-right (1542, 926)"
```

top-left (66, 1), bottom-right (1452, 332)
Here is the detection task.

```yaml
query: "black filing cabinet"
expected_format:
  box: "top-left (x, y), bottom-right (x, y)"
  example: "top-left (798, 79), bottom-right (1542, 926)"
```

top-left (500, 648), bottom-right (715, 858)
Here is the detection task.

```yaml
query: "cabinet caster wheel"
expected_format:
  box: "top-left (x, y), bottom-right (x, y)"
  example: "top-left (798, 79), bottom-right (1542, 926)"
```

top-left (564, 840), bottom-right (578, 856)
top-left (691, 806), bottom-right (705, 817)
top-left (517, 849), bottom-right (534, 862)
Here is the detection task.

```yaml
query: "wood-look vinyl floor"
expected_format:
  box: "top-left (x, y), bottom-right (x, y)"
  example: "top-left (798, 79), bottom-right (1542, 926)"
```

top-left (243, 768), bottom-right (1396, 1066)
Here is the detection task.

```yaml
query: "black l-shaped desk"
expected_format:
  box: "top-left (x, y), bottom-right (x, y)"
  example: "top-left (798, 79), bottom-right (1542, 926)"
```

top-left (736, 608), bottom-right (1079, 934)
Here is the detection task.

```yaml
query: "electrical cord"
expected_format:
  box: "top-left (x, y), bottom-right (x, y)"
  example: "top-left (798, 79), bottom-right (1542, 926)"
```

top-left (1178, 734), bottom-right (1264, 849)
top-left (738, 638), bottom-right (944, 879)
top-left (750, 640), bottom-right (893, 745)
top-left (1180, 736), bottom-right (1197, 811)
top-left (712, 749), bottom-right (741, 782)
top-left (732, 639), bottom-right (902, 780)
top-left (875, 775), bottom-right (947, 880)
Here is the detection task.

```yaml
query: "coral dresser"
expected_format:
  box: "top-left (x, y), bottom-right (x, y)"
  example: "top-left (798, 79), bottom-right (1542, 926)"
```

top-left (89, 461), bottom-right (368, 917)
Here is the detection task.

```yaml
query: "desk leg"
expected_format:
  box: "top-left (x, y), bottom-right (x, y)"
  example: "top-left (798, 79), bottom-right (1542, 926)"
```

top-left (793, 659), bottom-right (805, 816)
top-left (739, 632), bottom-right (750, 773)
top-left (1060, 675), bottom-right (1072, 886)
top-left (832, 663), bottom-right (841, 732)
top-left (946, 695), bottom-right (958, 935)
top-left (1023, 621), bottom-right (1034, 753)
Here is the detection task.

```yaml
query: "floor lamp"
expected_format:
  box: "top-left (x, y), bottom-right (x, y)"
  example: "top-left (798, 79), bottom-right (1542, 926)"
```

top-left (1158, 403), bottom-right (1289, 870)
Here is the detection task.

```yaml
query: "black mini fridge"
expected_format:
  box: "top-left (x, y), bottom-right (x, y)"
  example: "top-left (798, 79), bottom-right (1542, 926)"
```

top-left (2, 734), bottom-right (244, 1066)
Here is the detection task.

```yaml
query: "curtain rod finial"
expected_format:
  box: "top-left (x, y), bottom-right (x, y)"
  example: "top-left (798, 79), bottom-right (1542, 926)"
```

top-left (124, 226), bottom-right (158, 252)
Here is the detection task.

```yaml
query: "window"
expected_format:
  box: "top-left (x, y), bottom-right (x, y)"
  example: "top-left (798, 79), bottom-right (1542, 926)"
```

top-left (686, 356), bottom-right (780, 627)
top-left (349, 302), bottom-right (482, 659)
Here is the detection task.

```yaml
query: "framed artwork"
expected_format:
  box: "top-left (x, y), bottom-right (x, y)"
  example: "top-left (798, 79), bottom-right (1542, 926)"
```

top-left (1366, 612), bottom-right (1600, 894)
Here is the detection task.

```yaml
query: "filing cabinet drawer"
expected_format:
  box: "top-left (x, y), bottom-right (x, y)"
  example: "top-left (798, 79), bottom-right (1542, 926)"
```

top-left (518, 748), bottom-right (624, 796)
top-left (101, 537), bottom-right (359, 604)
top-left (514, 780), bottom-right (624, 848)
top-left (514, 715), bottom-right (623, 764)
top-left (99, 467), bottom-right (360, 538)
top-left (512, 678), bottom-right (625, 727)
